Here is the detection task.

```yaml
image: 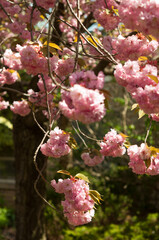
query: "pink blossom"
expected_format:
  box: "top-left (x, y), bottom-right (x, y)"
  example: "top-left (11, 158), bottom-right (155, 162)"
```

top-left (59, 84), bottom-right (106, 124)
top-left (51, 177), bottom-right (95, 226)
top-left (0, 97), bottom-right (9, 110)
top-left (56, 58), bottom-right (75, 77)
top-left (112, 34), bottom-right (158, 61)
top-left (0, 68), bottom-right (19, 86)
top-left (127, 143), bottom-right (151, 174)
top-left (69, 70), bottom-right (104, 89)
top-left (2, 49), bottom-right (22, 70)
top-left (10, 100), bottom-right (31, 117)
top-left (40, 127), bottom-right (71, 158)
top-left (100, 129), bottom-right (126, 157)
top-left (118, 0), bottom-right (159, 40)
top-left (81, 151), bottom-right (104, 166)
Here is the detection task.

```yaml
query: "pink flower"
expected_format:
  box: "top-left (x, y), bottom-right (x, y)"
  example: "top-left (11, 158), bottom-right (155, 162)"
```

top-left (59, 84), bottom-right (106, 124)
top-left (40, 127), bottom-right (71, 158)
top-left (51, 177), bottom-right (95, 226)
top-left (127, 143), bottom-right (151, 174)
top-left (100, 129), bottom-right (126, 157)
top-left (81, 151), bottom-right (104, 166)
top-left (10, 100), bottom-right (31, 117)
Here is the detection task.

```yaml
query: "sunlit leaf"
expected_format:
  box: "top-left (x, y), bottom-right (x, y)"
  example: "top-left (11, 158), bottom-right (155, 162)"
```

top-left (86, 36), bottom-right (101, 47)
top-left (150, 146), bottom-right (159, 157)
top-left (119, 132), bottom-right (129, 138)
top-left (43, 41), bottom-right (62, 51)
top-left (147, 75), bottom-right (158, 84)
top-left (138, 109), bottom-right (145, 119)
top-left (131, 103), bottom-right (139, 111)
top-left (0, 117), bottom-right (13, 129)
top-left (112, 6), bottom-right (119, 16)
top-left (89, 190), bottom-right (103, 204)
top-left (147, 35), bottom-right (157, 41)
top-left (138, 56), bottom-right (148, 61)
top-left (57, 170), bottom-right (71, 176)
top-left (75, 173), bottom-right (90, 183)
top-left (68, 136), bottom-right (78, 150)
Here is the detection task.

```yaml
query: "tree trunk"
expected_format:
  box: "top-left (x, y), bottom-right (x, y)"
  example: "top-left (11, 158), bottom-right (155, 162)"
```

top-left (13, 114), bottom-right (46, 240)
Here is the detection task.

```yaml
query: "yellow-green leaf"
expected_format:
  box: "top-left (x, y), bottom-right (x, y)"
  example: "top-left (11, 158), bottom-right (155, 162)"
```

top-left (147, 75), bottom-right (159, 84)
top-left (0, 117), bottom-right (13, 129)
top-left (138, 109), bottom-right (145, 119)
top-left (43, 41), bottom-right (62, 51)
top-left (86, 36), bottom-right (100, 47)
top-left (68, 136), bottom-right (78, 150)
top-left (112, 6), bottom-right (119, 16)
top-left (75, 173), bottom-right (90, 183)
top-left (89, 190), bottom-right (103, 204)
top-left (131, 103), bottom-right (139, 111)
top-left (138, 56), bottom-right (148, 61)
top-left (57, 170), bottom-right (71, 176)
top-left (147, 35), bottom-right (157, 41)
top-left (119, 132), bottom-right (129, 138)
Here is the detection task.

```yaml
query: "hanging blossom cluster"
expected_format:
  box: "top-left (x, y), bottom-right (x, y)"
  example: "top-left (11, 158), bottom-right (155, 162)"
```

top-left (40, 127), bottom-right (71, 158)
top-left (59, 84), bottom-right (106, 124)
top-left (100, 129), bottom-right (126, 157)
top-left (0, 68), bottom-right (19, 86)
top-left (92, 0), bottom-right (119, 31)
top-left (118, 0), bottom-right (159, 40)
top-left (81, 150), bottom-right (104, 166)
top-left (114, 60), bottom-right (159, 114)
top-left (10, 100), bottom-right (31, 117)
top-left (0, 96), bottom-right (9, 111)
top-left (128, 143), bottom-right (159, 175)
top-left (69, 71), bottom-right (104, 89)
top-left (16, 43), bottom-right (58, 75)
top-left (51, 177), bottom-right (95, 226)
top-left (111, 34), bottom-right (158, 61)
top-left (2, 49), bottom-right (22, 70)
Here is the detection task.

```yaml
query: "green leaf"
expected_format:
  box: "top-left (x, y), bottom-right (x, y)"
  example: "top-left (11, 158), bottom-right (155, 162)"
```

top-left (68, 136), bottom-right (78, 150)
top-left (75, 173), bottom-right (90, 183)
top-left (43, 41), bottom-right (62, 51)
top-left (138, 109), bottom-right (145, 119)
top-left (131, 103), bottom-right (139, 111)
top-left (147, 75), bottom-right (159, 84)
top-left (57, 170), bottom-right (71, 176)
top-left (89, 190), bottom-right (103, 204)
top-left (0, 117), bottom-right (13, 129)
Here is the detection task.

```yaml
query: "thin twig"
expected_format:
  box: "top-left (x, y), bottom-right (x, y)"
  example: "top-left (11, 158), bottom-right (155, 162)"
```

top-left (145, 118), bottom-right (152, 143)
top-left (0, 86), bottom-right (29, 97)
top-left (0, 3), bottom-right (13, 23)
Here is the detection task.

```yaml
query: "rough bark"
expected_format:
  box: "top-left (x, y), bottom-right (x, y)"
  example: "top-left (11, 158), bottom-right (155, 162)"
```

top-left (13, 114), bottom-right (46, 240)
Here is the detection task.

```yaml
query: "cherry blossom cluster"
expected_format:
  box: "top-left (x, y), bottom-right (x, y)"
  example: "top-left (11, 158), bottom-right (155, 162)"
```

top-left (40, 127), bottom-right (71, 158)
top-left (16, 43), bottom-right (58, 75)
top-left (2, 49), bottom-right (22, 70)
top-left (93, 9), bottom-right (120, 31)
top-left (114, 60), bottom-right (159, 114)
top-left (59, 17), bottom-right (77, 43)
top-left (0, 68), bottom-right (19, 86)
top-left (59, 84), bottom-right (106, 124)
top-left (36, 0), bottom-right (56, 9)
top-left (128, 143), bottom-right (159, 175)
top-left (0, 96), bottom-right (9, 111)
top-left (10, 100), bottom-right (31, 117)
top-left (51, 177), bottom-right (95, 226)
top-left (81, 150), bottom-right (104, 166)
top-left (118, 0), bottom-right (159, 40)
top-left (69, 70), bottom-right (104, 89)
top-left (100, 129), bottom-right (126, 157)
top-left (111, 34), bottom-right (158, 61)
